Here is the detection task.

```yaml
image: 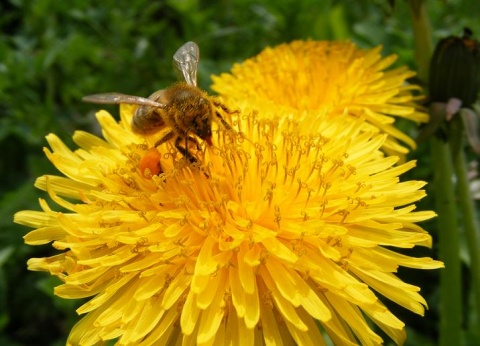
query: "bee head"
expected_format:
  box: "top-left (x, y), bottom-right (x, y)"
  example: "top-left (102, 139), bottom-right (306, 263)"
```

top-left (194, 115), bottom-right (213, 145)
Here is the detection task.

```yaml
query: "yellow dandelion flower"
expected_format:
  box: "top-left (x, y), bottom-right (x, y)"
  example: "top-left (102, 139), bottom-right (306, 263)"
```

top-left (15, 103), bottom-right (442, 345)
top-left (211, 40), bottom-right (428, 156)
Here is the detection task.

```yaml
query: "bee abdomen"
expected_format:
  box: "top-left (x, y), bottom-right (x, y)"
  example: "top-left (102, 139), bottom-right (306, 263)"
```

top-left (131, 107), bottom-right (165, 135)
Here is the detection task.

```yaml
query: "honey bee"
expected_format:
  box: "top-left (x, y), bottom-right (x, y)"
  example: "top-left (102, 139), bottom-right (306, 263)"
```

top-left (82, 41), bottom-right (236, 163)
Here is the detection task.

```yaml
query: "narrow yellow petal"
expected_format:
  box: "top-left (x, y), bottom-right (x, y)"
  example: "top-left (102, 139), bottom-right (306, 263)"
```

top-left (76, 272), bottom-right (136, 314)
top-left (243, 277), bottom-right (260, 329)
top-left (260, 299), bottom-right (283, 346)
top-left (196, 270), bottom-right (223, 310)
top-left (265, 258), bottom-right (301, 305)
top-left (271, 290), bottom-right (308, 331)
top-left (162, 271), bottom-right (192, 310)
top-left (324, 292), bottom-right (383, 345)
top-left (197, 271), bottom-right (227, 344)
top-left (229, 264), bottom-right (246, 318)
top-left (181, 291), bottom-right (200, 336)
top-left (140, 307), bottom-right (179, 346)
top-left (237, 243), bottom-right (256, 294)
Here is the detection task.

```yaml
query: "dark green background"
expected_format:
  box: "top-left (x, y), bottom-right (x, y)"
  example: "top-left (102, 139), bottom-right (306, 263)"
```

top-left (1, 1), bottom-right (478, 345)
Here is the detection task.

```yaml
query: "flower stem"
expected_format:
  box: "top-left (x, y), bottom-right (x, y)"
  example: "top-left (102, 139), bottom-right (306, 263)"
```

top-left (450, 117), bottom-right (480, 337)
top-left (430, 135), bottom-right (463, 346)
top-left (407, 0), bottom-right (462, 344)
top-left (407, 0), bottom-right (433, 83)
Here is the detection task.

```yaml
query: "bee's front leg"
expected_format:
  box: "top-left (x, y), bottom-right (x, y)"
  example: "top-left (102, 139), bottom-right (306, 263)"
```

top-left (213, 100), bottom-right (239, 131)
top-left (154, 130), bottom-right (175, 147)
top-left (174, 136), bottom-right (200, 163)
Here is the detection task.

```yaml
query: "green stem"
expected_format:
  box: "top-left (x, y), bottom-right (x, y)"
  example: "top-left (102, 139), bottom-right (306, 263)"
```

top-left (451, 118), bottom-right (480, 337)
top-left (406, 0), bottom-right (462, 344)
top-left (407, 0), bottom-right (433, 84)
top-left (430, 135), bottom-right (463, 346)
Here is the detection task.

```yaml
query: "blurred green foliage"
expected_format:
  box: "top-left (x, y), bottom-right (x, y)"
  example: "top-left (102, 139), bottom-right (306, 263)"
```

top-left (1, 0), bottom-right (479, 345)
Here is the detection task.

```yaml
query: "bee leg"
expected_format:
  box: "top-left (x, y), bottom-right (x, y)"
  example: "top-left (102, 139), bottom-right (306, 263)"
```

top-left (213, 100), bottom-right (239, 115)
top-left (213, 101), bottom-right (239, 131)
top-left (185, 135), bottom-right (202, 151)
top-left (175, 136), bottom-right (198, 163)
top-left (154, 130), bottom-right (175, 147)
top-left (215, 111), bottom-right (233, 131)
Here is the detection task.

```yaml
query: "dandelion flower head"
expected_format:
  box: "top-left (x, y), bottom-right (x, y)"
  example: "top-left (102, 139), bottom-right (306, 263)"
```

top-left (15, 99), bottom-right (442, 345)
top-left (212, 40), bottom-right (429, 156)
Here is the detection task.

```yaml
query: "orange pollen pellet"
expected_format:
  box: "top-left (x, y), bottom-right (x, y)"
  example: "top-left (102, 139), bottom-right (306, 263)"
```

top-left (139, 148), bottom-right (162, 179)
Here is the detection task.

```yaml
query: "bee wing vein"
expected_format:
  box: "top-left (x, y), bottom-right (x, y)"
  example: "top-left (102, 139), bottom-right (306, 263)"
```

top-left (173, 41), bottom-right (199, 87)
top-left (82, 93), bottom-right (166, 108)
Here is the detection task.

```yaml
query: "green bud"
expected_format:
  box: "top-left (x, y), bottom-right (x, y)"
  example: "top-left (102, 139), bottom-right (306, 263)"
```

top-left (429, 28), bottom-right (480, 107)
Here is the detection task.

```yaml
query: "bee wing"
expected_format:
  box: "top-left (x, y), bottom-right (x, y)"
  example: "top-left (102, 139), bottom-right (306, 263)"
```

top-left (82, 93), bottom-right (166, 108)
top-left (173, 41), bottom-right (199, 87)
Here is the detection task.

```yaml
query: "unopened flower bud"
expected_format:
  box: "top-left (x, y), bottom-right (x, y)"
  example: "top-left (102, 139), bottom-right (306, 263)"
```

top-left (429, 28), bottom-right (480, 107)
